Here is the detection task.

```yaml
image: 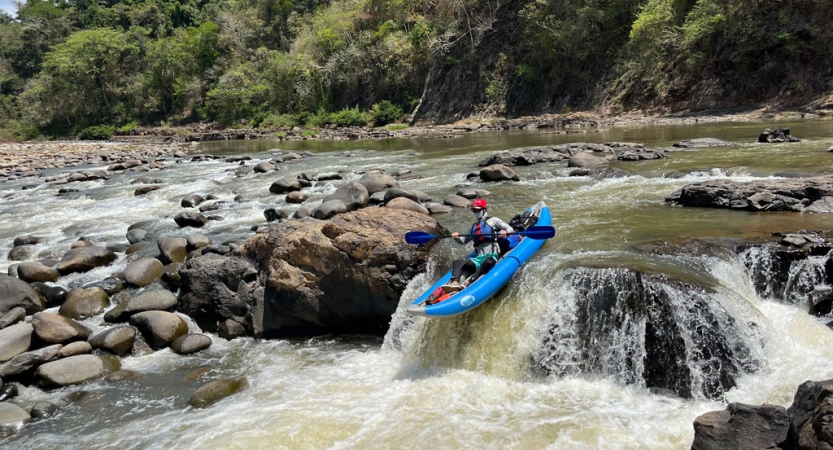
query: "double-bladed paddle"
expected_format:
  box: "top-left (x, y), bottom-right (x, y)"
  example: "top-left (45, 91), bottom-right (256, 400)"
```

top-left (405, 225), bottom-right (556, 245)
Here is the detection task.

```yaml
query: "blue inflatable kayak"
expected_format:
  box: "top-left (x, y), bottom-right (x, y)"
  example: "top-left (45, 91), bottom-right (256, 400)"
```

top-left (406, 202), bottom-right (553, 317)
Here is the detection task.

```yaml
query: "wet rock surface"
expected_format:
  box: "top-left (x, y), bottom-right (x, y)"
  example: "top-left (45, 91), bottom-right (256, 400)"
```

top-left (669, 175), bottom-right (833, 212)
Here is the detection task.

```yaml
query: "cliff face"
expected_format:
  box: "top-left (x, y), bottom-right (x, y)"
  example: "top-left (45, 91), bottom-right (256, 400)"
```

top-left (411, 0), bottom-right (833, 124)
top-left (411, 1), bottom-right (532, 125)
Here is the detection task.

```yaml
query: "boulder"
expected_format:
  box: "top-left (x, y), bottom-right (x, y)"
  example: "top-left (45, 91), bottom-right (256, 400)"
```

top-left (129, 311), bottom-right (189, 348)
top-left (322, 182), bottom-right (369, 211)
top-left (426, 203), bottom-right (454, 214)
top-left (673, 138), bottom-right (734, 148)
top-left (691, 403), bottom-right (789, 450)
top-left (787, 378), bottom-right (833, 450)
top-left (0, 322), bottom-right (33, 362)
top-left (16, 262), bottom-right (59, 283)
top-left (188, 378), bottom-right (248, 408)
top-left (443, 194), bottom-right (471, 208)
top-left (269, 177), bottom-right (302, 194)
top-left (186, 234), bottom-right (211, 252)
top-left (671, 176), bottom-right (833, 212)
top-left (286, 191), bottom-right (308, 203)
top-left (7, 244), bottom-right (35, 261)
top-left (89, 326), bottom-right (136, 356)
top-left (0, 275), bottom-right (44, 315)
top-left (134, 186), bottom-right (161, 196)
top-left (214, 208), bottom-right (445, 337)
top-left (181, 194), bottom-right (204, 208)
top-left (0, 402), bottom-right (30, 425)
top-left (105, 289), bottom-right (178, 323)
top-left (293, 206), bottom-right (312, 219)
top-left (759, 127), bottom-right (800, 143)
top-left (383, 189), bottom-right (419, 204)
top-left (0, 307), bottom-right (24, 331)
top-left (30, 401), bottom-right (59, 419)
top-left (126, 228), bottom-right (147, 244)
top-left (56, 246), bottom-right (117, 275)
top-left (30, 283), bottom-right (67, 308)
top-left (386, 197), bottom-right (429, 215)
top-left (123, 257), bottom-right (164, 287)
top-left (171, 333), bottom-right (212, 355)
top-left (253, 161), bottom-right (277, 173)
top-left (264, 208), bottom-right (288, 222)
top-left (58, 341), bottom-right (92, 358)
top-left (13, 235), bottom-right (41, 246)
top-left (82, 277), bottom-right (124, 296)
top-left (177, 254), bottom-right (258, 338)
top-left (568, 152), bottom-right (609, 168)
top-left (32, 312), bottom-right (91, 343)
top-left (358, 173), bottom-right (399, 195)
top-left (58, 286), bottom-right (109, 320)
top-left (106, 369), bottom-right (142, 383)
top-left (479, 164), bottom-right (519, 182)
top-left (174, 212), bottom-right (208, 228)
top-left (0, 344), bottom-right (62, 378)
top-left (157, 237), bottom-right (188, 264)
top-left (35, 354), bottom-right (118, 388)
top-left (313, 200), bottom-right (348, 220)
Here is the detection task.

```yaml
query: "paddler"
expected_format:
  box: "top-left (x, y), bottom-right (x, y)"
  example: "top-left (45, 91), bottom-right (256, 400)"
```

top-left (440, 198), bottom-right (514, 293)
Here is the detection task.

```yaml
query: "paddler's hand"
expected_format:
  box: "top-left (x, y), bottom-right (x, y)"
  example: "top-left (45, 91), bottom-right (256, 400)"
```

top-left (499, 230), bottom-right (507, 237)
top-left (452, 232), bottom-right (459, 239)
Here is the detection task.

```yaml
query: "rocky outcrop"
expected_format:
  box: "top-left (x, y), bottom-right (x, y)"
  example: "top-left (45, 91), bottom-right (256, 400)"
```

top-left (759, 127), bottom-right (800, 143)
top-left (692, 378), bottom-right (833, 450)
top-left (478, 142), bottom-right (656, 167)
top-left (668, 175), bottom-right (833, 212)
top-left (691, 403), bottom-right (789, 450)
top-left (533, 266), bottom-right (757, 400)
top-left (179, 208), bottom-right (445, 338)
top-left (673, 138), bottom-right (734, 148)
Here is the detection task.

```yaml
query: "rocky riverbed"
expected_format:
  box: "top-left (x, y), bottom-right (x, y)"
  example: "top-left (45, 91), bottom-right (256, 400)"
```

top-left (0, 119), bottom-right (832, 448)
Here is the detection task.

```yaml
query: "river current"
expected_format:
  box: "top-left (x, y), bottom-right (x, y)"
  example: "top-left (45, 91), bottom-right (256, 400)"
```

top-left (2, 119), bottom-right (833, 449)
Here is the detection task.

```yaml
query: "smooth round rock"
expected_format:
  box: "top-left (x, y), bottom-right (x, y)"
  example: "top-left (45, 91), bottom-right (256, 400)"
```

top-left (286, 191), bottom-right (308, 204)
top-left (157, 237), bottom-right (187, 264)
top-left (105, 289), bottom-right (178, 323)
top-left (0, 307), bottom-right (25, 330)
top-left (312, 200), bottom-right (348, 220)
top-left (123, 258), bottom-right (164, 287)
top-left (171, 333), bottom-right (212, 355)
top-left (0, 402), bottom-right (30, 425)
top-left (57, 341), bottom-right (92, 358)
top-left (59, 287), bottom-right (109, 320)
top-left (188, 378), bottom-right (248, 408)
top-left (0, 275), bottom-right (45, 315)
top-left (0, 323), bottom-right (33, 363)
top-left (89, 326), bottom-right (136, 356)
top-left (129, 311), bottom-right (189, 349)
top-left (36, 354), bottom-right (118, 388)
top-left (16, 262), bottom-right (59, 283)
top-left (174, 212), bottom-right (207, 228)
top-left (30, 401), bottom-right (59, 419)
top-left (56, 246), bottom-right (117, 275)
top-left (32, 312), bottom-right (91, 344)
top-left (385, 197), bottom-right (429, 215)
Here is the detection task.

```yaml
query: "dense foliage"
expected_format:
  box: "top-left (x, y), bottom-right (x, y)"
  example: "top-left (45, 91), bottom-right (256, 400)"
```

top-left (0, 0), bottom-right (830, 139)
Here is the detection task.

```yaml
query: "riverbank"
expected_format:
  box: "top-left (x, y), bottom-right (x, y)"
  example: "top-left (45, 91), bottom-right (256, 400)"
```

top-left (2, 107), bottom-right (827, 178)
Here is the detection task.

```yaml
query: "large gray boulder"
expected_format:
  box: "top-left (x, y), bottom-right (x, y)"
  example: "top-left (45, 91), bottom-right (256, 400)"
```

top-left (16, 262), bottom-right (59, 283)
top-left (0, 322), bottom-right (33, 362)
top-left (358, 173), bottom-right (399, 195)
top-left (174, 212), bottom-right (208, 228)
top-left (0, 275), bottom-right (44, 314)
top-left (32, 312), bottom-right (91, 344)
top-left (58, 286), bottom-right (109, 320)
top-left (568, 152), bottom-right (609, 168)
top-left (35, 354), bottom-right (119, 388)
top-left (188, 378), bottom-right (248, 408)
top-left (691, 403), bottom-right (789, 450)
top-left (56, 246), bottom-right (117, 275)
top-left (129, 311), bottom-right (189, 349)
top-left (312, 200), bottom-right (348, 220)
top-left (0, 402), bottom-right (30, 425)
top-left (269, 177), bottom-right (302, 194)
top-left (322, 182), bottom-right (369, 211)
top-left (0, 344), bottom-right (62, 377)
top-left (171, 333), bottom-right (212, 355)
top-left (479, 164), bottom-right (519, 182)
top-left (105, 288), bottom-right (178, 323)
top-left (386, 197), bottom-right (429, 215)
top-left (157, 237), bottom-right (188, 264)
top-left (443, 194), bottom-right (471, 208)
top-left (89, 326), bottom-right (136, 356)
top-left (123, 257), bottom-right (164, 287)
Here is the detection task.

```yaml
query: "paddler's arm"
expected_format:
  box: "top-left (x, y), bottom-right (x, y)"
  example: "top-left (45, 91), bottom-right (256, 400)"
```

top-left (489, 217), bottom-right (515, 235)
top-left (451, 232), bottom-right (471, 245)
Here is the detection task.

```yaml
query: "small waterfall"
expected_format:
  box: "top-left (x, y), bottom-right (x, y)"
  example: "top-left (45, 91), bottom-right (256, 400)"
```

top-left (531, 266), bottom-right (762, 400)
top-left (740, 243), bottom-right (833, 313)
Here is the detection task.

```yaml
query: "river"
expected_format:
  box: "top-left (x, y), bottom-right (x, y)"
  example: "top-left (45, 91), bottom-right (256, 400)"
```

top-left (2, 119), bottom-right (833, 449)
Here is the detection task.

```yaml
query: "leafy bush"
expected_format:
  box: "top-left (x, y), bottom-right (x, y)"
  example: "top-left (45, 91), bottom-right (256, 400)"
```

top-left (78, 125), bottom-right (115, 140)
top-left (259, 114), bottom-right (298, 129)
top-left (330, 107), bottom-right (370, 127)
top-left (117, 121), bottom-right (138, 134)
top-left (370, 100), bottom-right (403, 126)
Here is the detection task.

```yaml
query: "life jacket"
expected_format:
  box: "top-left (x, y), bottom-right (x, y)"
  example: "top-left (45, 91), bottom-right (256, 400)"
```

top-left (471, 219), bottom-right (496, 246)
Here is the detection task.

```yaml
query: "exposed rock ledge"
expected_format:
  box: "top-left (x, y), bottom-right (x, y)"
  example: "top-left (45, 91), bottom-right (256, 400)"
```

top-left (667, 175), bottom-right (833, 212)
top-left (692, 378), bottom-right (833, 450)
